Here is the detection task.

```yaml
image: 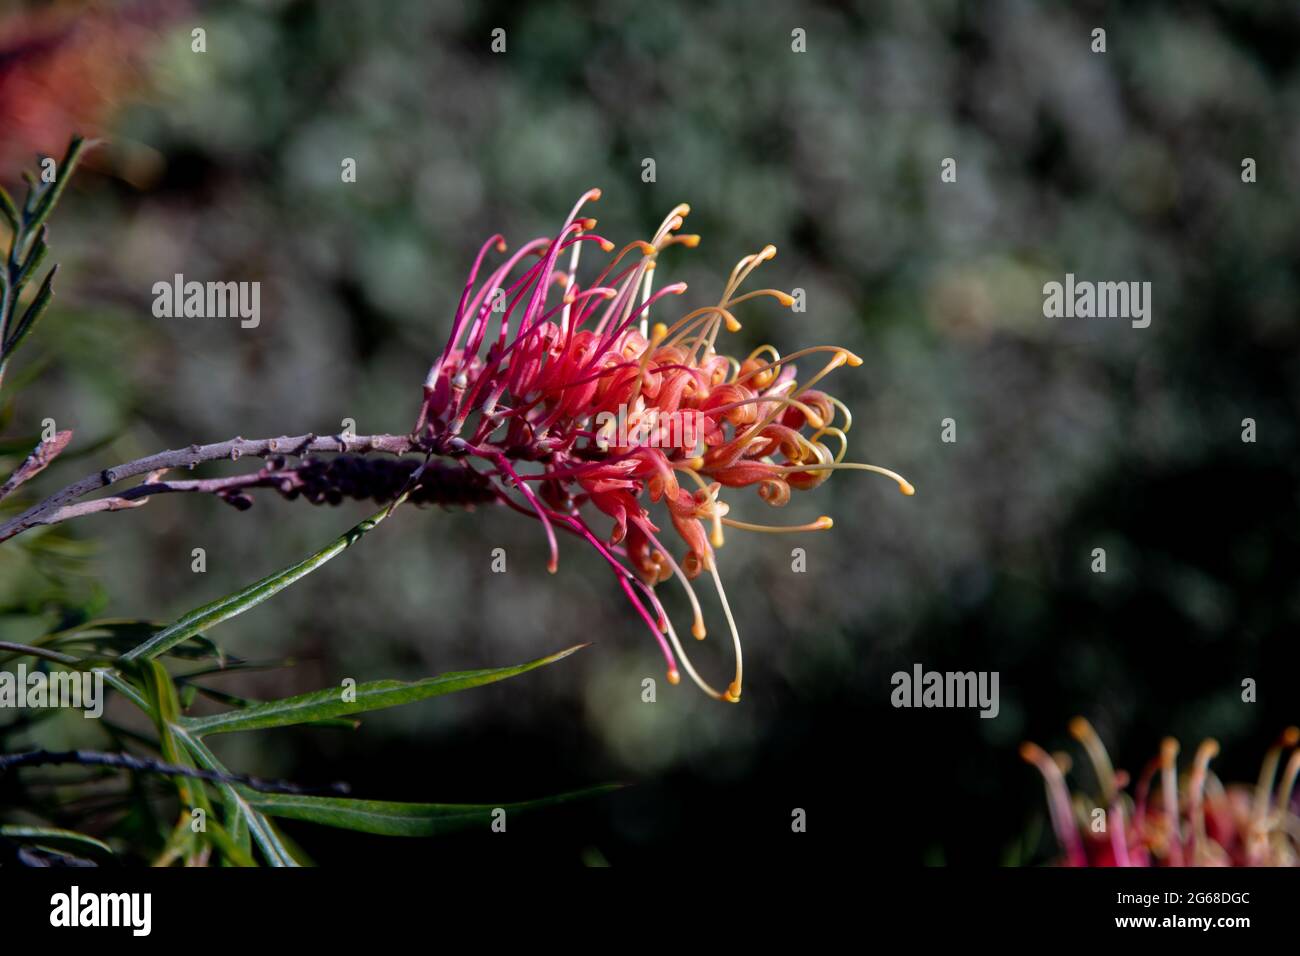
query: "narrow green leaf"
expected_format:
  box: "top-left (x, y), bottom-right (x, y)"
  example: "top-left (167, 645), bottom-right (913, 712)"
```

top-left (0, 186), bottom-right (17, 232)
top-left (100, 669), bottom-right (150, 712)
top-left (2, 263), bottom-right (57, 360)
top-left (222, 787), bottom-right (252, 861)
top-left (245, 785), bottom-right (621, 837)
top-left (0, 825), bottom-right (114, 859)
top-left (199, 816), bottom-right (257, 868)
top-left (141, 661), bottom-right (208, 811)
top-left (27, 136), bottom-right (92, 234)
top-left (174, 728), bottom-right (297, 866)
top-left (182, 682), bottom-right (358, 730)
top-left (181, 644), bottom-right (587, 736)
top-left (20, 171), bottom-right (39, 213)
top-left (43, 618), bottom-right (226, 662)
top-left (13, 226), bottom-right (47, 291)
top-left (120, 501), bottom-right (403, 664)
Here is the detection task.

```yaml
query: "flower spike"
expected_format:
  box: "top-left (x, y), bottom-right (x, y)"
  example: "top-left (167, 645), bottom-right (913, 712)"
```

top-left (417, 194), bottom-right (913, 700)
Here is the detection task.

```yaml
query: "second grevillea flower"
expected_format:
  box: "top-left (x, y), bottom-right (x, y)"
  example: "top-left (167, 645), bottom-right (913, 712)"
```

top-left (1022, 718), bottom-right (1300, 866)
top-left (415, 191), bottom-right (913, 702)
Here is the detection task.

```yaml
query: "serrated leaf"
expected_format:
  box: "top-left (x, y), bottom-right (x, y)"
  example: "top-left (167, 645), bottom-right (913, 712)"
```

top-left (244, 784), bottom-right (620, 837)
top-left (120, 500), bottom-right (404, 664)
top-left (181, 644), bottom-right (586, 736)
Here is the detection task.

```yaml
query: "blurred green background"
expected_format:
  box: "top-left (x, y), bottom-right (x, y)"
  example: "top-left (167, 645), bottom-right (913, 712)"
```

top-left (2, 0), bottom-right (1298, 864)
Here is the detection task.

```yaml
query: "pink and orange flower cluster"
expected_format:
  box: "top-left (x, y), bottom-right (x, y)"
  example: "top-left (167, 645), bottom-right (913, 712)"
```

top-left (1023, 718), bottom-right (1300, 866)
top-left (415, 191), bottom-right (912, 702)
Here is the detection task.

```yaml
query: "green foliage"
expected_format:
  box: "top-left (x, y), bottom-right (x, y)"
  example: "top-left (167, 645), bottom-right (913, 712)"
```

top-left (181, 644), bottom-right (587, 736)
top-left (119, 498), bottom-right (407, 664)
top-left (0, 141), bottom-right (608, 866)
top-left (245, 786), bottom-right (621, 838)
top-left (2, 547), bottom-right (593, 865)
top-left (0, 825), bottom-right (115, 861)
top-left (0, 137), bottom-right (90, 379)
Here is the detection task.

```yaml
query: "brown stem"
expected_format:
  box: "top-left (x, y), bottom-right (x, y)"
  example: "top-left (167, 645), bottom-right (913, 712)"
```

top-left (0, 748), bottom-right (350, 796)
top-left (0, 431), bottom-right (423, 545)
top-left (0, 430), bottom-right (73, 502)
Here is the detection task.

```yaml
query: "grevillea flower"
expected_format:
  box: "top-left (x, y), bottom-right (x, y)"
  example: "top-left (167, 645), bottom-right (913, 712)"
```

top-left (1022, 718), bottom-right (1300, 866)
top-left (414, 191), bottom-right (913, 702)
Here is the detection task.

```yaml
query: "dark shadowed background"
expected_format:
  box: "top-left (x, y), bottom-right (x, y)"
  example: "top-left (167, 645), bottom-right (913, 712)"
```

top-left (2, 0), bottom-right (1298, 865)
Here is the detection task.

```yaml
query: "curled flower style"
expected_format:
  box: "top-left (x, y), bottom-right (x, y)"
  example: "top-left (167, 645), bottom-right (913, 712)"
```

top-left (415, 191), bottom-right (913, 702)
top-left (1022, 718), bottom-right (1300, 866)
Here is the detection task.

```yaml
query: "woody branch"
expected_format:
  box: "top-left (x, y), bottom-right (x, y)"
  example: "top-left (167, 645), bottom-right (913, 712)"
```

top-left (0, 431), bottom-right (437, 544)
